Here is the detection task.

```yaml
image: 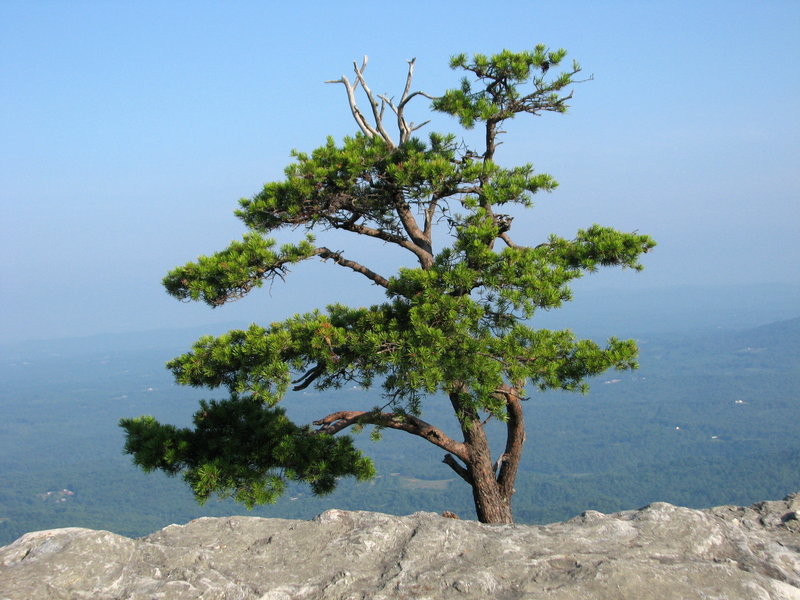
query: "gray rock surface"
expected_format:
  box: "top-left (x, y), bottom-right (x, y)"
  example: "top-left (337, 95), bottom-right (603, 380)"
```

top-left (1, 493), bottom-right (799, 599)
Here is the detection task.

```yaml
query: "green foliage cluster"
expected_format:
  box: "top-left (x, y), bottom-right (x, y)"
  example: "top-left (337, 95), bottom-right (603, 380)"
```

top-left (435, 45), bottom-right (576, 128)
top-left (121, 398), bottom-right (373, 508)
top-left (163, 234), bottom-right (318, 306)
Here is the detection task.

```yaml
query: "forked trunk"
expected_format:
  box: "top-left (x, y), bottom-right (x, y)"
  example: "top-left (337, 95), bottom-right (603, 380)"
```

top-left (469, 459), bottom-right (514, 524)
top-left (461, 409), bottom-right (517, 524)
top-left (449, 386), bottom-right (525, 524)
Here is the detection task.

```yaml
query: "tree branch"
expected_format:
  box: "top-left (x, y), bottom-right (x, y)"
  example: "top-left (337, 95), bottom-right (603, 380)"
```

top-left (376, 59), bottom-right (436, 144)
top-left (334, 220), bottom-right (432, 267)
top-left (443, 453), bottom-right (473, 484)
top-left (499, 232), bottom-right (525, 249)
top-left (391, 191), bottom-right (433, 268)
top-left (494, 384), bottom-right (526, 496)
top-left (292, 363), bottom-right (326, 391)
top-left (356, 58), bottom-right (436, 145)
top-left (350, 56), bottom-right (396, 148)
top-left (327, 56), bottom-right (432, 150)
top-left (317, 247), bottom-right (389, 288)
top-left (313, 410), bottom-right (468, 461)
top-left (325, 67), bottom-right (380, 140)
top-left (423, 197), bottom-right (439, 240)
top-left (334, 219), bottom-right (405, 244)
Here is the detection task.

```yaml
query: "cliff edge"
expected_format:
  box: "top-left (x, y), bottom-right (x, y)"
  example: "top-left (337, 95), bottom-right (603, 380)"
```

top-left (1, 493), bottom-right (798, 599)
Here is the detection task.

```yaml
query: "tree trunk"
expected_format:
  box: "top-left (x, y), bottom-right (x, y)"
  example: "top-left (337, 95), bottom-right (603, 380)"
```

top-left (468, 456), bottom-right (514, 524)
top-left (461, 410), bottom-right (516, 523)
top-left (448, 387), bottom-right (524, 524)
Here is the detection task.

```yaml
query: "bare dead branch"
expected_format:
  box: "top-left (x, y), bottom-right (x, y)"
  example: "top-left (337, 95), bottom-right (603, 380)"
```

top-left (398, 89), bottom-right (438, 107)
top-left (351, 57), bottom-right (396, 148)
top-left (325, 73), bottom-right (379, 139)
top-left (401, 57), bottom-right (415, 103)
top-left (328, 57), bottom-right (436, 147)
top-left (409, 119), bottom-right (431, 133)
top-left (382, 57), bottom-right (416, 143)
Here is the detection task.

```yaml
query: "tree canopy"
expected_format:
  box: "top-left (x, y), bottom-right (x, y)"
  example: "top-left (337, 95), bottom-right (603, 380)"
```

top-left (121, 45), bottom-right (655, 523)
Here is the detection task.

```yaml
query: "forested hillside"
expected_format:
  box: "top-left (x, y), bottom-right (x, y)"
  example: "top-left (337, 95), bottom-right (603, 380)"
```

top-left (1, 290), bottom-right (798, 544)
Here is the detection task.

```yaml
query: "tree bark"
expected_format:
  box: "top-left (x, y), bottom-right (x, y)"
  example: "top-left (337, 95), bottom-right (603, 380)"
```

top-left (466, 437), bottom-right (514, 524)
top-left (496, 384), bottom-right (525, 501)
top-left (448, 390), bottom-right (516, 524)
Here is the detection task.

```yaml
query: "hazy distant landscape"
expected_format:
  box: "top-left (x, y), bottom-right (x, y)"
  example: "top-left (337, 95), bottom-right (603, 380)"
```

top-left (1, 283), bottom-right (798, 545)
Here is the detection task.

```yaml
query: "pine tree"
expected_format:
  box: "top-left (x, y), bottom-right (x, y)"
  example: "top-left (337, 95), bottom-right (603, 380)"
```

top-left (121, 46), bottom-right (655, 524)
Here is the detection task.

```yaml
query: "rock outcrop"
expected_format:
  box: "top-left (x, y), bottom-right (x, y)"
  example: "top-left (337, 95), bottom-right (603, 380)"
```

top-left (1, 493), bottom-right (799, 599)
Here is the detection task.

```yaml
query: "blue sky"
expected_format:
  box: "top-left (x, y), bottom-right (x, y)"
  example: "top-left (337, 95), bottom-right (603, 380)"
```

top-left (1, 1), bottom-right (798, 342)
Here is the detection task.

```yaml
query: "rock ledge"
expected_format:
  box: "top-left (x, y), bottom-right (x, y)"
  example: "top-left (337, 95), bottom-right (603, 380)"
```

top-left (1, 493), bottom-right (799, 599)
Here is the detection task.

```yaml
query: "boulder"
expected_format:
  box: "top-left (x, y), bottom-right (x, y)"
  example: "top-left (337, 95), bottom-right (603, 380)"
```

top-left (1, 493), bottom-right (798, 599)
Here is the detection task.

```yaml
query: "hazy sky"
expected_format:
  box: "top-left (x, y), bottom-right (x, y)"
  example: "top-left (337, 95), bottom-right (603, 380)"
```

top-left (2, 1), bottom-right (798, 343)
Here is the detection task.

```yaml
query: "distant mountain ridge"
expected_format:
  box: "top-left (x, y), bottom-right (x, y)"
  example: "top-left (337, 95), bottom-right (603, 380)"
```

top-left (735, 316), bottom-right (800, 351)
